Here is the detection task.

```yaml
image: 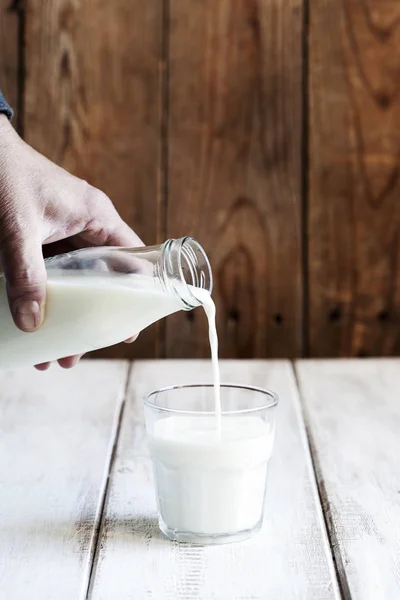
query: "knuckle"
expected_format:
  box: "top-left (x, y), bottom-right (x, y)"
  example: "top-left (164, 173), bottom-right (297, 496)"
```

top-left (78, 179), bottom-right (91, 198)
top-left (85, 218), bottom-right (111, 244)
top-left (7, 268), bottom-right (46, 291)
top-left (85, 184), bottom-right (111, 209)
top-left (1, 216), bottom-right (31, 247)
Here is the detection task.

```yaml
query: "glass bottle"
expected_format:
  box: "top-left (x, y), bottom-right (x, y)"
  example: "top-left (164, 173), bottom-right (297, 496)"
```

top-left (45, 236), bottom-right (212, 308)
top-left (0, 237), bottom-right (212, 368)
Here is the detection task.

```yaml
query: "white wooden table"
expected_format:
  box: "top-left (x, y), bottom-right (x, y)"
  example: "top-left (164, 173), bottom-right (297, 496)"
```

top-left (0, 359), bottom-right (399, 600)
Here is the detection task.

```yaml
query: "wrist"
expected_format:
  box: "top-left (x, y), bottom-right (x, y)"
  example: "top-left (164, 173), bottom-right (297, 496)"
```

top-left (0, 91), bottom-right (13, 121)
top-left (0, 115), bottom-right (21, 149)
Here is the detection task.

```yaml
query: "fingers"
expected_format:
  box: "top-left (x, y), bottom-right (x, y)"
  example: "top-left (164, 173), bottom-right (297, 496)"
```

top-left (124, 334), bottom-right (139, 343)
top-left (0, 230), bottom-right (46, 332)
top-left (35, 362), bottom-right (51, 371)
top-left (107, 219), bottom-right (144, 248)
top-left (34, 341), bottom-right (138, 373)
top-left (34, 354), bottom-right (84, 371)
top-left (57, 354), bottom-right (84, 369)
top-left (77, 188), bottom-right (144, 248)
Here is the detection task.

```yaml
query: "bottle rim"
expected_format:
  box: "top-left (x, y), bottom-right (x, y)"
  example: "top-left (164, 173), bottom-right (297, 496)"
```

top-left (163, 237), bottom-right (213, 309)
top-left (180, 236), bottom-right (213, 292)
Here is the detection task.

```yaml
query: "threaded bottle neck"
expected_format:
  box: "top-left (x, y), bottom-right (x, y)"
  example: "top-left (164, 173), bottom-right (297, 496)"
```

top-left (158, 237), bottom-right (213, 309)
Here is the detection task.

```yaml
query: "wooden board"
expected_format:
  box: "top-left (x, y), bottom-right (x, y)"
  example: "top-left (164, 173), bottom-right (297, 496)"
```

top-left (0, 0), bottom-right (19, 127)
top-left (88, 360), bottom-right (340, 600)
top-left (165, 0), bottom-right (304, 359)
top-left (308, 0), bottom-right (400, 357)
top-left (23, 0), bottom-right (163, 358)
top-left (0, 360), bottom-right (128, 600)
top-left (296, 359), bottom-right (400, 599)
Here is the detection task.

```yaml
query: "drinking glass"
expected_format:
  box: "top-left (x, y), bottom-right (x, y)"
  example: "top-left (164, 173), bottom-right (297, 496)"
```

top-left (144, 384), bottom-right (278, 545)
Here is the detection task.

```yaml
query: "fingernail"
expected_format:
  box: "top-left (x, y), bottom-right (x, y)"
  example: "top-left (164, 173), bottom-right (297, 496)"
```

top-left (14, 300), bottom-right (41, 332)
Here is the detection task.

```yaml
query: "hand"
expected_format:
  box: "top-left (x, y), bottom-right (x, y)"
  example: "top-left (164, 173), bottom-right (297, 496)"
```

top-left (0, 115), bottom-right (143, 369)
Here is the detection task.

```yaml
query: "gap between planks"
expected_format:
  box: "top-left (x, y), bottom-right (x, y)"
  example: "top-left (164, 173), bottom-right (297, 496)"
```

top-left (83, 362), bottom-right (133, 600)
top-left (292, 362), bottom-right (350, 600)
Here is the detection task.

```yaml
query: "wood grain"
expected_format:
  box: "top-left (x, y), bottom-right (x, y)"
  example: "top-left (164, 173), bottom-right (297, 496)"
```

top-left (0, 0), bottom-right (19, 125)
top-left (165, 0), bottom-right (304, 359)
top-left (0, 360), bottom-right (128, 600)
top-left (23, 0), bottom-right (163, 358)
top-left (88, 360), bottom-right (340, 600)
top-left (296, 359), bottom-right (400, 600)
top-left (308, 0), bottom-right (400, 357)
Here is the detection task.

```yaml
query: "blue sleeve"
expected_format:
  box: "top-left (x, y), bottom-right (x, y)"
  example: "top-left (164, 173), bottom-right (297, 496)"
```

top-left (0, 90), bottom-right (13, 120)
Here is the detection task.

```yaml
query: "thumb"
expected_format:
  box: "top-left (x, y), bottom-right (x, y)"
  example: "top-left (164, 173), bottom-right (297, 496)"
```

top-left (1, 231), bottom-right (46, 332)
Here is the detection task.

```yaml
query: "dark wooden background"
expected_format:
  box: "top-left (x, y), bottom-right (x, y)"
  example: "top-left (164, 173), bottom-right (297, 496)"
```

top-left (1, 0), bottom-right (400, 359)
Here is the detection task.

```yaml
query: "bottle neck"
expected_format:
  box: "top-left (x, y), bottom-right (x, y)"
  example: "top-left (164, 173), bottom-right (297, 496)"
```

top-left (158, 237), bottom-right (213, 310)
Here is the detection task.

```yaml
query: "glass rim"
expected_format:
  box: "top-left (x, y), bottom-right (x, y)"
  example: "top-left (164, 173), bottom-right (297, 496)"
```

top-left (143, 383), bottom-right (279, 416)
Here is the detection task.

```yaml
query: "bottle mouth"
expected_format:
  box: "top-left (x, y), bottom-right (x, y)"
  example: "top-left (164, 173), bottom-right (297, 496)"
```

top-left (179, 237), bottom-right (213, 292)
top-left (162, 237), bottom-right (213, 309)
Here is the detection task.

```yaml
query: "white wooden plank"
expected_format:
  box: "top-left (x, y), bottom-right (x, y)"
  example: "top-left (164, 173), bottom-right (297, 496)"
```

top-left (89, 360), bottom-right (340, 600)
top-left (296, 359), bottom-right (400, 600)
top-left (0, 360), bottom-right (129, 600)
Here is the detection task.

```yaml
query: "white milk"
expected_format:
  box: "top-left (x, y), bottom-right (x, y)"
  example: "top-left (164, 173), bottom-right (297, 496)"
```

top-left (148, 415), bottom-right (273, 536)
top-left (0, 272), bottom-right (184, 368)
top-left (190, 287), bottom-right (221, 423)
